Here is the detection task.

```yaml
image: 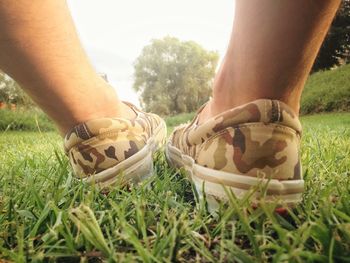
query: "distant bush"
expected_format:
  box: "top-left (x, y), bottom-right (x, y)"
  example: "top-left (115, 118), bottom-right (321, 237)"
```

top-left (301, 64), bottom-right (350, 114)
top-left (0, 108), bottom-right (56, 131)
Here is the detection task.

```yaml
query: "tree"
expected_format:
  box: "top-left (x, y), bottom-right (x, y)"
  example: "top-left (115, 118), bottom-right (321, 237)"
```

top-left (0, 71), bottom-right (33, 106)
top-left (312, 0), bottom-right (350, 71)
top-left (133, 37), bottom-right (219, 115)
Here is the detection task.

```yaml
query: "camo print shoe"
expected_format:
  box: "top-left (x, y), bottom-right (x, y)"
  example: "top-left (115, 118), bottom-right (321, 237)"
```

top-left (64, 102), bottom-right (166, 187)
top-left (166, 99), bottom-right (304, 208)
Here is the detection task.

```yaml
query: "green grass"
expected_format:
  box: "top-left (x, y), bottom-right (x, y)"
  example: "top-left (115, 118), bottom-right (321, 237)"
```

top-left (301, 63), bottom-right (350, 114)
top-left (165, 112), bottom-right (195, 134)
top-left (0, 108), bottom-right (56, 132)
top-left (0, 113), bottom-right (349, 262)
top-left (301, 112), bottom-right (350, 129)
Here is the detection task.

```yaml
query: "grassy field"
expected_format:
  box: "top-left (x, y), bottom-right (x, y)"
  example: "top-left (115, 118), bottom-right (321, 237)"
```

top-left (0, 108), bottom-right (55, 132)
top-left (0, 113), bottom-right (349, 262)
top-left (301, 63), bottom-right (350, 114)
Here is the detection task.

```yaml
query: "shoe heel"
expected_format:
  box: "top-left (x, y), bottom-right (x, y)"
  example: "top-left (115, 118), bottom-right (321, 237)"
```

top-left (84, 144), bottom-right (155, 187)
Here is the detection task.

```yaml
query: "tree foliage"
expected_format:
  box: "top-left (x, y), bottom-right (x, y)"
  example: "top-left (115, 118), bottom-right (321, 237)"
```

top-left (313, 0), bottom-right (350, 71)
top-left (0, 71), bottom-right (33, 106)
top-left (133, 37), bottom-right (219, 115)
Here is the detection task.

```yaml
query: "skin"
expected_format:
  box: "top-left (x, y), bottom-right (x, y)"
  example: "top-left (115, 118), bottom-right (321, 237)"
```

top-left (0, 1), bottom-right (135, 135)
top-left (0, 0), bottom-right (342, 130)
top-left (199, 0), bottom-right (341, 123)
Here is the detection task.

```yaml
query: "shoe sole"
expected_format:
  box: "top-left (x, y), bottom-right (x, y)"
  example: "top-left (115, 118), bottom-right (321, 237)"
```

top-left (166, 143), bottom-right (304, 211)
top-left (83, 120), bottom-right (167, 187)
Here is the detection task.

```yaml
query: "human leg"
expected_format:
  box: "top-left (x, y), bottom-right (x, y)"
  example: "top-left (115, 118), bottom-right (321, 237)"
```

top-left (199, 0), bottom-right (341, 123)
top-left (0, 0), bottom-right (135, 135)
top-left (0, 1), bottom-right (166, 184)
top-left (167, 0), bottom-right (341, 209)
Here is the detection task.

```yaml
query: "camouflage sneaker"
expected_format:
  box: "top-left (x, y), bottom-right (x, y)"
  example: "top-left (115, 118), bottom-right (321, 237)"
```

top-left (166, 99), bottom-right (304, 209)
top-left (64, 102), bottom-right (166, 187)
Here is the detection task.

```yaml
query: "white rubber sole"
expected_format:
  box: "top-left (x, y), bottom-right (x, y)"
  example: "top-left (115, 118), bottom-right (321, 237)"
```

top-left (166, 142), bottom-right (304, 210)
top-left (83, 120), bottom-right (167, 188)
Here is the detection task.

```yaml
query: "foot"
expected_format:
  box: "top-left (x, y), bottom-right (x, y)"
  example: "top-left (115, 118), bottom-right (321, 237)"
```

top-left (166, 99), bottom-right (304, 211)
top-left (64, 102), bottom-right (167, 187)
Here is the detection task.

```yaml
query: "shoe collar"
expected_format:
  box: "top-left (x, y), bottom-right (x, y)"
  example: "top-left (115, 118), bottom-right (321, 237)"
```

top-left (182, 99), bottom-right (302, 146)
top-left (64, 101), bottom-right (145, 152)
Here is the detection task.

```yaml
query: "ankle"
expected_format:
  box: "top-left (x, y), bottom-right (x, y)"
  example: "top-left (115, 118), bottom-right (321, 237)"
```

top-left (58, 80), bottom-right (135, 135)
top-left (210, 96), bottom-right (300, 116)
top-left (210, 81), bottom-right (301, 116)
top-left (208, 55), bottom-right (304, 116)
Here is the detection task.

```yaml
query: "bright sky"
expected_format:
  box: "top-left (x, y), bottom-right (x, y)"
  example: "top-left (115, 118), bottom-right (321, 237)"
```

top-left (67, 1), bottom-right (235, 106)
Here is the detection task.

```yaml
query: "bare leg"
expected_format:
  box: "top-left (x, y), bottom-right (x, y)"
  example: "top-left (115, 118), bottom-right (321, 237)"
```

top-left (200, 0), bottom-right (341, 122)
top-left (0, 1), bottom-right (135, 135)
